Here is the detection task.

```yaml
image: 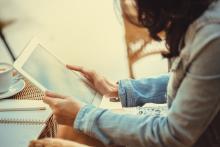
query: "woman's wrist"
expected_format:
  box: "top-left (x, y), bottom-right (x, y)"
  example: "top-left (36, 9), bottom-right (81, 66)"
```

top-left (105, 83), bottom-right (120, 102)
top-left (107, 83), bottom-right (119, 97)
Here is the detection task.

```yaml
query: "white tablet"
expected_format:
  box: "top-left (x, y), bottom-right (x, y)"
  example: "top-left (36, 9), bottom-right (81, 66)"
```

top-left (14, 39), bottom-right (101, 105)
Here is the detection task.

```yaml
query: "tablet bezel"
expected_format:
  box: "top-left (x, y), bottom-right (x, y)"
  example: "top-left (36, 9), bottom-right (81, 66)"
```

top-left (14, 38), bottom-right (83, 93)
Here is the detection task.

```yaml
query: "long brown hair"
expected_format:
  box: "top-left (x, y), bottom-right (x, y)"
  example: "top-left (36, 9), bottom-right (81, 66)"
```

top-left (134, 0), bottom-right (215, 58)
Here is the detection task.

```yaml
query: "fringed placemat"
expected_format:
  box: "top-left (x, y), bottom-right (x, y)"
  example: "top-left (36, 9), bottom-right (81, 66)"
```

top-left (9, 76), bottom-right (57, 138)
top-left (11, 78), bottom-right (44, 100)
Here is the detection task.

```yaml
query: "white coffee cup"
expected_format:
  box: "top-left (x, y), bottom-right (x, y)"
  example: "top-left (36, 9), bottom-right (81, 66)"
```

top-left (0, 63), bottom-right (13, 93)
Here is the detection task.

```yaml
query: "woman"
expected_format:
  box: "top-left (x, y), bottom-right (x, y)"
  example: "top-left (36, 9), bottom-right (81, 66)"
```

top-left (30, 0), bottom-right (220, 146)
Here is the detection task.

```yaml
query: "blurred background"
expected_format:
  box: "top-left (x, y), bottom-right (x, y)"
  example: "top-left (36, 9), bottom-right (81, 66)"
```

top-left (0, 0), bottom-right (168, 81)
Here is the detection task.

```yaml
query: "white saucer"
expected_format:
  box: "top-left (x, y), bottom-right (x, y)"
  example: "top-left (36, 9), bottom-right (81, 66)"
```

top-left (0, 79), bottom-right (25, 99)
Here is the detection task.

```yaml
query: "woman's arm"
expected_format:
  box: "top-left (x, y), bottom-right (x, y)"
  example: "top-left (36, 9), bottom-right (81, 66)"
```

top-left (118, 74), bottom-right (169, 107)
top-left (66, 65), bottom-right (169, 107)
top-left (74, 38), bottom-right (220, 147)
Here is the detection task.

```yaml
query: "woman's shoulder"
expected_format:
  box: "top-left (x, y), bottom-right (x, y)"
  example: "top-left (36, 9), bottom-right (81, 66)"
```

top-left (183, 0), bottom-right (220, 64)
top-left (189, 36), bottom-right (220, 77)
top-left (182, 24), bottom-right (220, 70)
top-left (191, 24), bottom-right (220, 51)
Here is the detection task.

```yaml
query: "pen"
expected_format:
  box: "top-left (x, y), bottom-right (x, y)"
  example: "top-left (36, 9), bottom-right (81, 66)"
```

top-left (0, 106), bottom-right (46, 112)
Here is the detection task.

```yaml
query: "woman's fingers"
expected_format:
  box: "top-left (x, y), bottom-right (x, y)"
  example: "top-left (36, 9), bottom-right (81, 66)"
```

top-left (43, 96), bottom-right (57, 107)
top-left (66, 64), bottom-right (94, 78)
top-left (66, 64), bottom-right (96, 83)
top-left (29, 139), bottom-right (52, 147)
top-left (66, 64), bottom-right (92, 81)
top-left (66, 65), bottom-right (86, 73)
top-left (80, 72), bottom-right (93, 81)
top-left (29, 138), bottom-right (89, 147)
top-left (43, 91), bottom-right (67, 108)
top-left (29, 138), bottom-right (62, 147)
top-left (29, 140), bottom-right (42, 147)
top-left (45, 91), bottom-right (67, 99)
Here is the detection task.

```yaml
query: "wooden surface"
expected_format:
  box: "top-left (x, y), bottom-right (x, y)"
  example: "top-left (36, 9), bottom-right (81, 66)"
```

top-left (120, 0), bottom-right (167, 78)
top-left (57, 125), bottom-right (105, 147)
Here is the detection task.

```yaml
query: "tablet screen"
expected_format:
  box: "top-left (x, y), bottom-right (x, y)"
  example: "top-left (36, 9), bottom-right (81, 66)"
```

top-left (22, 44), bottom-right (96, 104)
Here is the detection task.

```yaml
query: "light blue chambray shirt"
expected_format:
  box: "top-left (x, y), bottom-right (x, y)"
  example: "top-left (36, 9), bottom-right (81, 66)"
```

top-left (73, 1), bottom-right (220, 147)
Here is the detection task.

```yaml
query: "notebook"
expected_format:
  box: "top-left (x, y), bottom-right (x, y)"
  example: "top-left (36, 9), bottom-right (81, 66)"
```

top-left (0, 123), bottom-right (46, 147)
top-left (0, 100), bottom-right (52, 124)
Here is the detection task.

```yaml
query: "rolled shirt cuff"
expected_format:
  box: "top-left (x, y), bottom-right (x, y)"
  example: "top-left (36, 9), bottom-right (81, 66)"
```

top-left (118, 79), bottom-right (137, 107)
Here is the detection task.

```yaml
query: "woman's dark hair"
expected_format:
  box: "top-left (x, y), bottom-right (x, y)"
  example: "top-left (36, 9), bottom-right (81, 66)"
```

top-left (133, 0), bottom-right (215, 58)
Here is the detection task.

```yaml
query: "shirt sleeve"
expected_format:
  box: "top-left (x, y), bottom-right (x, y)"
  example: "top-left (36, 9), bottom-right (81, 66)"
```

top-left (74, 38), bottom-right (220, 147)
top-left (118, 74), bottom-right (169, 107)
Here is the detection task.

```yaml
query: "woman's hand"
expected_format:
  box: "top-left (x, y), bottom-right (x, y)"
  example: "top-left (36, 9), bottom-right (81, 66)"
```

top-left (43, 91), bottom-right (85, 126)
top-left (66, 65), bottom-right (118, 97)
top-left (29, 138), bottom-right (89, 147)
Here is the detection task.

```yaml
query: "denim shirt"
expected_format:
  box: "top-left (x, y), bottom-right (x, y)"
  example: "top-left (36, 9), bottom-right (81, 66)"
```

top-left (74, 1), bottom-right (220, 147)
top-left (118, 74), bottom-right (169, 107)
